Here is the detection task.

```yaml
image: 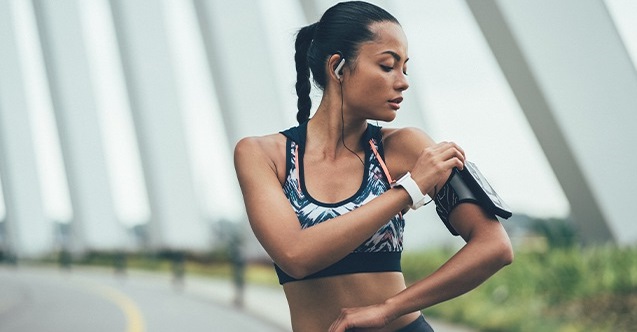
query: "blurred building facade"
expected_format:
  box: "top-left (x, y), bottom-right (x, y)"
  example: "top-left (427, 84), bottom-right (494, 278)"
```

top-left (0, 0), bottom-right (635, 260)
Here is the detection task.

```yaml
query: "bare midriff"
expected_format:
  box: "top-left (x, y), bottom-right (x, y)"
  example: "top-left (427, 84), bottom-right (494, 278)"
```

top-left (282, 271), bottom-right (421, 332)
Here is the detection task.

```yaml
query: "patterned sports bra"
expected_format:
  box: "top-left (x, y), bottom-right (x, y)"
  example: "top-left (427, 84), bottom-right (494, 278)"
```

top-left (275, 121), bottom-right (404, 284)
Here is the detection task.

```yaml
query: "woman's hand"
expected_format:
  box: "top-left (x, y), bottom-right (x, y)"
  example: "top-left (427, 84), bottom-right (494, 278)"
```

top-left (328, 304), bottom-right (392, 332)
top-left (382, 128), bottom-right (465, 212)
top-left (410, 141), bottom-right (465, 197)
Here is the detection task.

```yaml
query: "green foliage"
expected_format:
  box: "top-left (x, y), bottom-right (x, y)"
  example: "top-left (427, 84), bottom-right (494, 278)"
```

top-left (403, 245), bottom-right (637, 331)
top-left (530, 217), bottom-right (577, 248)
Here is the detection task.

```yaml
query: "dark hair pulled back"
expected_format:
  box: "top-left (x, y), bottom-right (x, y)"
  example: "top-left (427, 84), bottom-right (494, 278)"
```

top-left (294, 1), bottom-right (399, 124)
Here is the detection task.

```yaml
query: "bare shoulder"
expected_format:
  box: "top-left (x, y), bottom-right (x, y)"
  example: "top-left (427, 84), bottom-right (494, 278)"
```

top-left (234, 133), bottom-right (287, 181)
top-left (234, 133), bottom-right (285, 157)
top-left (379, 127), bottom-right (436, 177)
top-left (381, 127), bottom-right (436, 156)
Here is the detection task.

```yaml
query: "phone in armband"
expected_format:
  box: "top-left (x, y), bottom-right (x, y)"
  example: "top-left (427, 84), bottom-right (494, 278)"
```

top-left (434, 161), bottom-right (512, 236)
top-left (454, 161), bottom-right (512, 219)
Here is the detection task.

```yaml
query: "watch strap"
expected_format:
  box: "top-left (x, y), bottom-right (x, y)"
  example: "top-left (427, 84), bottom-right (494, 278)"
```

top-left (392, 172), bottom-right (427, 209)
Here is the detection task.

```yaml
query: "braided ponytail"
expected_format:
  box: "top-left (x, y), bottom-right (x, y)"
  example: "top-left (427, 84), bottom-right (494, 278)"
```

top-left (294, 23), bottom-right (317, 124)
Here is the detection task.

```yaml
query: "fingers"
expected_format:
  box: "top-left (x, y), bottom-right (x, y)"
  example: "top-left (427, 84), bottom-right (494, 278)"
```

top-left (418, 141), bottom-right (465, 173)
top-left (329, 304), bottom-right (390, 331)
top-left (410, 141), bottom-right (465, 194)
top-left (328, 311), bottom-right (348, 332)
top-left (431, 141), bottom-right (465, 169)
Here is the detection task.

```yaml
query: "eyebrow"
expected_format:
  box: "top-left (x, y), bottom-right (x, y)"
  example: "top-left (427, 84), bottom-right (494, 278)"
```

top-left (381, 50), bottom-right (409, 63)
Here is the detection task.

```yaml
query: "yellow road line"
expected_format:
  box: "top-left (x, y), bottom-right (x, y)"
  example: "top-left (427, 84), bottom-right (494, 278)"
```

top-left (80, 280), bottom-right (146, 332)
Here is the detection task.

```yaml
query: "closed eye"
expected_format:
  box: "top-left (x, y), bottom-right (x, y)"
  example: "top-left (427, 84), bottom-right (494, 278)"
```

top-left (381, 65), bottom-right (393, 72)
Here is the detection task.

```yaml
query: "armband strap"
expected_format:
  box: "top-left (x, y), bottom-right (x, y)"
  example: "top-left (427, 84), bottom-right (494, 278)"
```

top-left (434, 169), bottom-right (478, 236)
top-left (434, 161), bottom-right (512, 236)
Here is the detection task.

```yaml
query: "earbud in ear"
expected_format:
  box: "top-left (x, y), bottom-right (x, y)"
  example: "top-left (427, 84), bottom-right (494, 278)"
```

top-left (334, 59), bottom-right (345, 79)
top-left (334, 53), bottom-right (345, 80)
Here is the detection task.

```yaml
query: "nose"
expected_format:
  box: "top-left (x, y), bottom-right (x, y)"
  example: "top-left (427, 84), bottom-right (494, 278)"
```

top-left (395, 73), bottom-right (409, 91)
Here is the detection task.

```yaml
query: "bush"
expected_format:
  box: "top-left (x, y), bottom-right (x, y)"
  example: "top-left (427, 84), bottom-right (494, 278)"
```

top-left (403, 246), bottom-right (637, 331)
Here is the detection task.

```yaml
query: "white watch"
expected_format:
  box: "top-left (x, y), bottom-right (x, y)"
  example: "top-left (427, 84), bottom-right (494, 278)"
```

top-left (392, 172), bottom-right (427, 210)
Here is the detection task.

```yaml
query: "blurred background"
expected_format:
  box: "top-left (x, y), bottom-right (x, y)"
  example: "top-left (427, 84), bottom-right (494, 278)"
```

top-left (0, 0), bottom-right (635, 331)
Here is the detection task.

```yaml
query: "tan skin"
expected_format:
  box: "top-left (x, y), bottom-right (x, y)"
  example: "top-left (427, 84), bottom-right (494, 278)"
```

top-left (234, 22), bottom-right (513, 331)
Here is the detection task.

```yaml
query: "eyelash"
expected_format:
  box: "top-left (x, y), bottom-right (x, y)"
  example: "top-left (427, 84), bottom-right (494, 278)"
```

top-left (381, 65), bottom-right (408, 76)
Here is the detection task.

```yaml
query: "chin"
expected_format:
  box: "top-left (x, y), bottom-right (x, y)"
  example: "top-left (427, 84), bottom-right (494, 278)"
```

top-left (374, 112), bottom-right (397, 123)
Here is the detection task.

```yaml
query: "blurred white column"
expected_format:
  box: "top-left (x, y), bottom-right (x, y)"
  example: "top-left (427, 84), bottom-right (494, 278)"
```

top-left (194, 0), bottom-right (292, 259)
top-left (0, 0), bottom-right (52, 258)
top-left (258, 0), bottom-right (306, 129)
top-left (193, 0), bottom-right (287, 145)
top-left (109, 0), bottom-right (209, 251)
top-left (32, 0), bottom-right (128, 253)
top-left (467, 0), bottom-right (637, 245)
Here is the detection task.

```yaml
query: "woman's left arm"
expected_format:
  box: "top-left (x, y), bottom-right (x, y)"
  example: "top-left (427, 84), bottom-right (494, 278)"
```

top-left (385, 203), bottom-right (513, 316)
top-left (329, 203), bottom-right (514, 331)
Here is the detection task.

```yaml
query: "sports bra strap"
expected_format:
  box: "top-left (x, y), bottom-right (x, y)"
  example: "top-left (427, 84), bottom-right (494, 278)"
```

top-left (294, 144), bottom-right (301, 193)
top-left (369, 140), bottom-right (393, 184)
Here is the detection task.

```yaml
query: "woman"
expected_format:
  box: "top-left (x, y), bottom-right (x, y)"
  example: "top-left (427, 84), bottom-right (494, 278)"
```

top-left (234, 2), bottom-right (513, 331)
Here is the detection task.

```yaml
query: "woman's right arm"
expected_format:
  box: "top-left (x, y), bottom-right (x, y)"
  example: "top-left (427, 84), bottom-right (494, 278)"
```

top-left (234, 135), bottom-right (463, 279)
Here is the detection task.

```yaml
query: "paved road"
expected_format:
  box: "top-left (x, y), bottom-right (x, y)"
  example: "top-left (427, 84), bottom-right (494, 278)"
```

top-left (0, 265), bottom-right (474, 332)
top-left (0, 266), bottom-right (283, 332)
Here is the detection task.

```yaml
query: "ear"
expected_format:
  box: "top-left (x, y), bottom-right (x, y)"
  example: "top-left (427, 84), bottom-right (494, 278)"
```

top-left (328, 53), bottom-right (345, 82)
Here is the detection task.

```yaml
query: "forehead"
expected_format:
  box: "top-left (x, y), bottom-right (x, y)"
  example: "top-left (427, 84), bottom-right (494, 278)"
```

top-left (358, 22), bottom-right (408, 60)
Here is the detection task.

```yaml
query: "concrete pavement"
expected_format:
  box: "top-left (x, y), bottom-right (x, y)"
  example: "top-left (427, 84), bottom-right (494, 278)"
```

top-left (0, 265), bottom-right (283, 332)
top-left (0, 265), bottom-right (475, 331)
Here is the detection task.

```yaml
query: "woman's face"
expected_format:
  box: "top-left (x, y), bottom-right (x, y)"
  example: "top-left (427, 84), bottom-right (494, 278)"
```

top-left (342, 21), bottom-right (409, 122)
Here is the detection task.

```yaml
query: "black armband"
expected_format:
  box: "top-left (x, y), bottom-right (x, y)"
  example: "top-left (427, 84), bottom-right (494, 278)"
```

top-left (434, 161), bottom-right (512, 236)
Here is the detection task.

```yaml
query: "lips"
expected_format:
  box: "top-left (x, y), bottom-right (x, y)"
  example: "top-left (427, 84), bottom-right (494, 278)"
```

top-left (388, 97), bottom-right (403, 110)
top-left (389, 97), bottom-right (403, 104)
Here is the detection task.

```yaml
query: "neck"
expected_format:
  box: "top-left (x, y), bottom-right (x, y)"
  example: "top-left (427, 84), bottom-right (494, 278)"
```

top-left (307, 95), bottom-right (368, 160)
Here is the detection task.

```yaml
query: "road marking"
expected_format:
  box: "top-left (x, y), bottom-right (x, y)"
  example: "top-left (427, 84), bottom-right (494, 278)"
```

top-left (80, 280), bottom-right (146, 332)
